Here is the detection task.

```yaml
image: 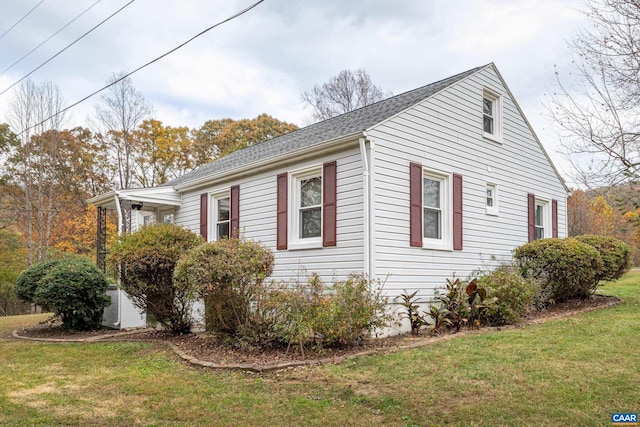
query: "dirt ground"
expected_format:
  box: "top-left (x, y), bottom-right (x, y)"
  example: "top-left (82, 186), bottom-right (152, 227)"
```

top-left (15, 294), bottom-right (620, 369)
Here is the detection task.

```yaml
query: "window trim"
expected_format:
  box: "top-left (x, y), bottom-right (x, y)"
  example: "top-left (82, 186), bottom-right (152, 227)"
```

top-left (486, 182), bottom-right (499, 216)
top-left (210, 189), bottom-right (231, 241)
top-left (482, 87), bottom-right (503, 143)
top-left (289, 164), bottom-right (323, 250)
top-left (422, 168), bottom-right (452, 251)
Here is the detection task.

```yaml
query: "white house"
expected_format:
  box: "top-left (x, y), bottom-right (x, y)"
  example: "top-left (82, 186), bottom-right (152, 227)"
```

top-left (89, 63), bottom-right (568, 332)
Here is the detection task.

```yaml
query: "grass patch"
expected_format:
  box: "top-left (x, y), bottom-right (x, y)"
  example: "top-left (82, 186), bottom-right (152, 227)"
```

top-left (2, 272), bottom-right (640, 426)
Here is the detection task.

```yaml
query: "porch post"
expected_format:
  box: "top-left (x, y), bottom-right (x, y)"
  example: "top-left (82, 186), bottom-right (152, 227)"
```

top-left (96, 206), bottom-right (107, 271)
top-left (120, 200), bottom-right (132, 235)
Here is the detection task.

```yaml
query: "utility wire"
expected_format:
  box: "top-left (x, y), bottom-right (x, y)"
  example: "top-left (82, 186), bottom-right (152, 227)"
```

top-left (0, 0), bottom-right (103, 76)
top-left (0, 0), bottom-right (45, 42)
top-left (0, 0), bottom-right (136, 97)
top-left (17, 0), bottom-right (265, 137)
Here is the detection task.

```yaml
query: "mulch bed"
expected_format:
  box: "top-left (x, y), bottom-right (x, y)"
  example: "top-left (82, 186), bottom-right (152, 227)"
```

top-left (13, 294), bottom-right (621, 370)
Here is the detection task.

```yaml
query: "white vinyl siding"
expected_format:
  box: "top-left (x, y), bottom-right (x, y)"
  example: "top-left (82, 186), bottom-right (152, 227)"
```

top-left (174, 147), bottom-right (364, 283)
top-left (366, 66), bottom-right (567, 300)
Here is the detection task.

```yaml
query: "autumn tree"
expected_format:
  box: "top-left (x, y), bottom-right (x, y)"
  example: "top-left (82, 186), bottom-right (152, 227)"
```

top-left (0, 227), bottom-right (28, 315)
top-left (94, 73), bottom-right (152, 189)
top-left (301, 69), bottom-right (392, 122)
top-left (4, 79), bottom-right (66, 265)
top-left (192, 114), bottom-right (298, 162)
top-left (549, 0), bottom-right (640, 193)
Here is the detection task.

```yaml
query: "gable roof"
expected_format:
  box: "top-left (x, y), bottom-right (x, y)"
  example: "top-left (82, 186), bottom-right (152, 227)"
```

top-left (165, 64), bottom-right (488, 189)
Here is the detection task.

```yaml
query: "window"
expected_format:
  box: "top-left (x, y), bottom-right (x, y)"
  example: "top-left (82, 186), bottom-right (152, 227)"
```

top-left (535, 202), bottom-right (545, 240)
top-left (486, 183), bottom-right (498, 215)
top-left (212, 191), bottom-right (230, 240)
top-left (290, 166), bottom-right (323, 248)
top-left (483, 87), bottom-right (502, 142)
top-left (422, 170), bottom-right (451, 249)
top-left (162, 213), bottom-right (174, 224)
top-left (143, 214), bottom-right (152, 226)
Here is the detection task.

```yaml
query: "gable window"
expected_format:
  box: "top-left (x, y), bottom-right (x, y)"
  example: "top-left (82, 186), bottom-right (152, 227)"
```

top-left (483, 87), bottom-right (502, 143)
top-left (486, 183), bottom-right (498, 215)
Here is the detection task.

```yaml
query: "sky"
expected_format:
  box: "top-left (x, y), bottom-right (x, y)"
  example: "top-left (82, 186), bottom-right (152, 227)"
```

top-left (0, 0), bottom-right (588, 185)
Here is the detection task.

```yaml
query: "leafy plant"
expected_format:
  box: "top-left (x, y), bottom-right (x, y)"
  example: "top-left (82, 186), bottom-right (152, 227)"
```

top-left (14, 259), bottom-right (62, 305)
top-left (477, 263), bottom-right (537, 325)
top-left (422, 305), bottom-right (452, 335)
top-left (433, 278), bottom-right (496, 332)
top-left (573, 235), bottom-right (632, 282)
top-left (107, 223), bottom-right (203, 334)
top-left (32, 258), bottom-right (111, 330)
top-left (398, 290), bottom-right (428, 335)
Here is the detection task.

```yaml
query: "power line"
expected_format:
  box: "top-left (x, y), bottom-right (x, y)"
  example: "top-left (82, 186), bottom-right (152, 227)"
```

top-left (0, 0), bottom-right (103, 77)
top-left (0, 0), bottom-right (45, 42)
top-left (0, 0), bottom-right (136, 97)
top-left (17, 0), bottom-right (265, 137)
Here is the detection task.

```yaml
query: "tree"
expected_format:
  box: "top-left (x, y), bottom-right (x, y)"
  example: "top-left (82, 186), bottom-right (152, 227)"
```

top-left (4, 79), bottom-right (66, 265)
top-left (549, 0), bottom-right (640, 192)
top-left (192, 114), bottom-right (298, 162)
top-left (301, 69), bottom-right (392, 122)
top-left (94, 73), bottom-right (152, 189)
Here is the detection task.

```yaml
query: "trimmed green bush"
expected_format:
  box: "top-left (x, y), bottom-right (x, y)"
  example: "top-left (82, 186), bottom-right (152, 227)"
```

top-left (14, 259), bottom-right (62, 305)
top-left (33, 258), bottom-right (110, 330)
top-left (514, 238), bottom-right (603, 302)
top-left (107, 223), bottom-right (203, 334)
top-left (477, 264), bottom-right (537, 326)
top-left (574, 235), bottom-right (632, 282)
top-left (173, 238), bottom-right (274, 336)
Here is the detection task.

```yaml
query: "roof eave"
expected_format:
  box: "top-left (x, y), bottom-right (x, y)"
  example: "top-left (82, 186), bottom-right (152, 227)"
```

top-left (175, 131), bottom-right (362, 192)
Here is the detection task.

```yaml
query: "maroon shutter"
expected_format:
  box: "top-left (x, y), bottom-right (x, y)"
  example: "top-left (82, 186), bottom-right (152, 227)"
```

top-left (276, 173), bottom-right (288, 250)
top-left (527, 193), bottom-right (535, 242)
top-left (323, 161), bottom-right (337, 247)
top-left (410, 162), bottom-right (423, 247)
top-left (552, 199), bottom-right (558, 238)
top-left (230, 185), bottom-right (240, 239)
top-left (200, 193), bottom-right (208, 241)
top-left (453, 173), bottom-right (463, 250)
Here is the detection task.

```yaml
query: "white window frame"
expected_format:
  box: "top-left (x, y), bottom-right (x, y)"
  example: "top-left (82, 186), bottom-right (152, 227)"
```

top-left (486, 182), bottom-right (499, 216)
top-left (534, 197), bottom-right (551, 240)
top-left (482, 87), bottom-right (503, 143)
top-left (289, 165), bottom-right (323, 250)
top-left (422, 168), bottom-right (452, 251)
top-left (210, 189), bottom-right (230, 241)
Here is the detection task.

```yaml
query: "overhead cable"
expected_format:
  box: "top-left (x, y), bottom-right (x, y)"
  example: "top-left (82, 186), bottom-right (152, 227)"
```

top-left (17, 0), bottom-right (265, 137)
top-left (0, 0), bottom-right (45, 42)
top-left (0, 0), bottom-right (136, 97)
top-left (1, 0), bottom-right (104, 76)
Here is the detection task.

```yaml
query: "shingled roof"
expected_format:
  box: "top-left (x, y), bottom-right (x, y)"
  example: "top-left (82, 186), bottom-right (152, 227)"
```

top-left (165, 64), bottom-right (487, 188)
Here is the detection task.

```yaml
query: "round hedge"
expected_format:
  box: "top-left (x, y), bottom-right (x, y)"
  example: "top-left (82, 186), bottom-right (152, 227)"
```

top-left (514, 238), bottom-right (603, 302)
top-left (33, 258), bottom-right (110, 330)
top-left (573, 235), bottom-right (632, 282)
top-left (14, 259), bottom-right (62, 305)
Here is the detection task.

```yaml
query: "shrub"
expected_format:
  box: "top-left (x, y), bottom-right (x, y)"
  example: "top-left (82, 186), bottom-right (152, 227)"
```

top-left (514, 238), bottom-right (603, 302)
top-left (432, 278), bottom-right (496, 332)
top-left (573, 235), bottom-right (632, 282)
top-left (33, 258), bottom-right (110, 330)
top-left (107, 223), bottom-right (203, 334)
top-left (173, 238), bottom-right (274, 336)
top-left (14, 259), bottom-right (62, 305)
top-left (477, 264), bottom-right (537, 326)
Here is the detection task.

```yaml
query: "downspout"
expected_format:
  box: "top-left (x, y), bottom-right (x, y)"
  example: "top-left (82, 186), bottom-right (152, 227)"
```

top-left (359, 135), bottom-right (370, 277)
top-left (113, 193), bottom-right (122, 328)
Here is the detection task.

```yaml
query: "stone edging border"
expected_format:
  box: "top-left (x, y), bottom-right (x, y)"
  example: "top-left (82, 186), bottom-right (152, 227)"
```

top-left (11, 295), bottom-right (623, 372)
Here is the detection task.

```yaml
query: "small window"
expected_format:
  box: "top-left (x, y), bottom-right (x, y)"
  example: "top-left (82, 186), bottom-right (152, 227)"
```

top-left (423, 177), bottom-right (442, 239)
top-left (211, 191), bottom-right (230, 240)
top-left (143, 215), bottom-right (152, 226)
top-left (163, 213), bottom-right (174, 224)
top-left (289, 166), bottom-right (323, 249)
top-left (482, 87), bottom-right (502, 142)
top-left (535, 202), bottom-right (545, 240)
top-left (486, 183), bottom-right (498, 215)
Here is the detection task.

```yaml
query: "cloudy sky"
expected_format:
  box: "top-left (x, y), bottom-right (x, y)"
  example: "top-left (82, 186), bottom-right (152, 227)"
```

top-left (0, 0), bottom-right (588, 184)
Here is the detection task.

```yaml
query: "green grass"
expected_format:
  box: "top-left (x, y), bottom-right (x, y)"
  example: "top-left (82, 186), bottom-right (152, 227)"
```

top-left (2, 273), bottom-right (640, 426)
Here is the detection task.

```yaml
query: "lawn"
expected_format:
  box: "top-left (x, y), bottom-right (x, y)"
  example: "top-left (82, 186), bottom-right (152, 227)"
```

top-left (1, 273), bottom-right (639, 426)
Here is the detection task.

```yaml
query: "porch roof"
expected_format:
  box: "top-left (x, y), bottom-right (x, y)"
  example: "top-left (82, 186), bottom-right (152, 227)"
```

top-left (87, 187), bottom-right (181, 211)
